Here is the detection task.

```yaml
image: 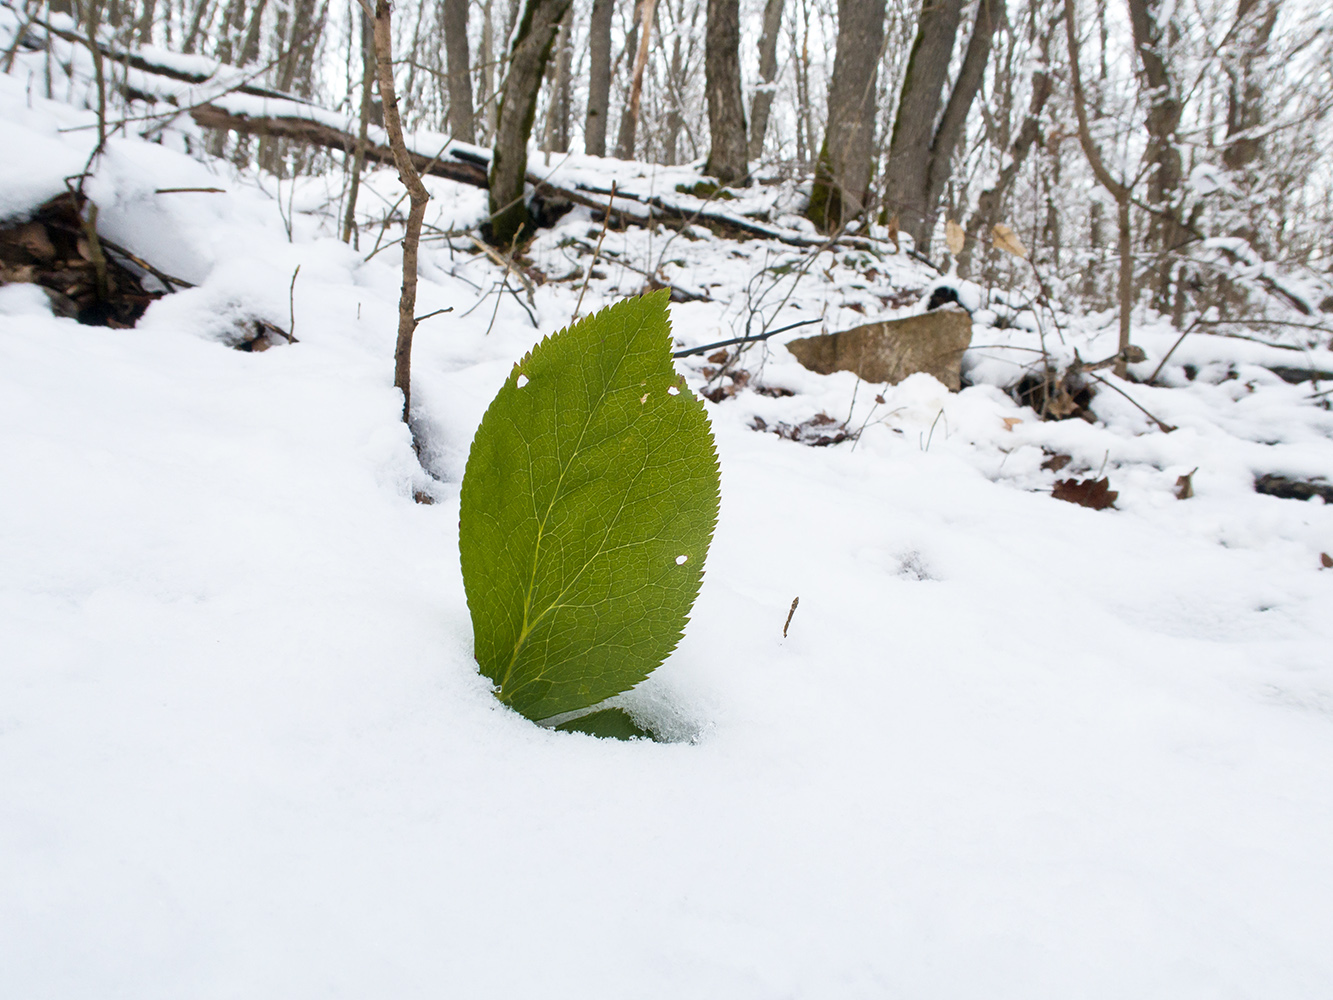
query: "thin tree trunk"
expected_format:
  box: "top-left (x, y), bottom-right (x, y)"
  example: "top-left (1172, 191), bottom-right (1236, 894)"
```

top-left (614, 0), bottom-right (657, 160)
top-left (747, 0), bottom-right (783, 162)
top-left (584, 0), bottom-right (613, 155)
top-left (444, 0), bottom-right (475, 142)
top-left (182, 0), bottom-right (210, 54)
top-left (479, 0), bottom-right (495, 143)
top-left (703, 0), bottom-right (746, 185)
top-left (1126, 0), bottom-right (1183, 310)
top-left (541, 5), bottom-right (572, 152)
top-left (135, 0), bottom-right (155, 44)
top-left (962, 40), bottom-right (1053, 274)
top-left (1065, 0), bottom-right (1133, 376)
top-left (342, 8), bottom-right (373, 246)
top-left (806, 0), bottom-right (886, 230)
top-left (361, 0), bottom-right (429, 421)
top-left (487, 0), bottom-right (574, 246)
top-left (1223, 0), bottom-right (1279, 170)
top-left (237, 0), bottom-right (266, 66)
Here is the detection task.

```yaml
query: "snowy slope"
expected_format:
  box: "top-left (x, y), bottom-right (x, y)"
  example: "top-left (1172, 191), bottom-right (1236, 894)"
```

top-left (3, 69), bottom-right (1333, 1000)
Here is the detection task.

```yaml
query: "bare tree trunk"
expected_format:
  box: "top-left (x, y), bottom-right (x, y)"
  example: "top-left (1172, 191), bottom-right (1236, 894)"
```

top-left (883, 0), bottom-right (963, 244)
top-left (806, 0), bottom-right (886, 230)
top-left (662, 17), bottom-right (684, 163)
top-left (342, 7), bottom-right (373, 246)
top-left (541, 5), bottom-right (572, 152)
top-left (614, 0), bottom-right (657, 160)
top-left (1126, 0), bottom-right (1183, 310)
top-left (584, 0), bottom-right (614, 155)
top-left (747, 0), bottom-right (783, 162)
top-left (488, 0), bottom-right (574, 246)
top-left (962, 42), bottom-right (1053, 275)
top-left (443, 0), bottom-right (476, 143)
top-left (359, 0), bottom-right (430, 421)
top-left (791, 0), bottom-right (811, 164)
top-left (135, 0), bottom-right (156, 44)
top-left (1223, 0), bottom-right (1279, 171)
top-left (237, 0), bottom-right (266, 66)
top-left (915, 0), bottom-right (1004, 253)
top-left (703, 0), bottom-right (747, 185)
top-left (182, 0), bottom-right (211, 54)
top-left (1065, 0), bottom-right (1133, 376)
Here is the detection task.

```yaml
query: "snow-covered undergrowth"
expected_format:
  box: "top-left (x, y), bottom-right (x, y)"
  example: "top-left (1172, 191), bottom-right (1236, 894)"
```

top-left (3, 62), bottom-right (1333, 998)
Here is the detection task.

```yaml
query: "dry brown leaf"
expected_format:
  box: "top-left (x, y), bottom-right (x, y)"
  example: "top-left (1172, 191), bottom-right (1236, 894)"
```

top-left (1002, 417), bottom-right (1023, 431)
top-left (945, 219), bottom-right (965, 255)
top-left (1041, 453), bottom-right (1072, 472)
top-left (992, 223), bottom-right (1028, 259)
top-left (1052, 477), bottom-right (1118, 510)
top-left (1175, 467), bottom-right (1197, 500)
top-left (887, 214), bottom-right (900, 253)
top-left (1321, 552), bottom-right (1332, 569)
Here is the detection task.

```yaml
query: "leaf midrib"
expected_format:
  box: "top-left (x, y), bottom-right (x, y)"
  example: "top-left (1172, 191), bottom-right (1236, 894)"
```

top-left (498, 329), bottom-right (647, 699)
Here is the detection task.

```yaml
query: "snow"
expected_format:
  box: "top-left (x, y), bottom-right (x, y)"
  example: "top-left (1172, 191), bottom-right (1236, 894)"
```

top-left (4, 61), bottom-right (1333, 1000)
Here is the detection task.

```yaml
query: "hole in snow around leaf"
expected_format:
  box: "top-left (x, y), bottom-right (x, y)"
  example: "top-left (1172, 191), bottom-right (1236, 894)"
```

top-left (516, 374), bottom-right (529, 388)
top-left (667, 386), bottom-right (680, 395)
top-left (675, 554), bottom-right (689, 565)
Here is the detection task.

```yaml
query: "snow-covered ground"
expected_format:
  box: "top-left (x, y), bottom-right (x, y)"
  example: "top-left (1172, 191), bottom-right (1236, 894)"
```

top-left (3, 56), bottom-right (1333, 998)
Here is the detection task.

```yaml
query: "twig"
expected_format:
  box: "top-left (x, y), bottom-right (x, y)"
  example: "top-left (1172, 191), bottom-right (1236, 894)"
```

top-left (783, 597), bottom-right (799, 639)
top-left (1087, 373), bottom-right (1176, 433)
top-left (288, 265), bottom-right (300, 342)
top-left (414, 306), bottom-right (454, 323)
top-left (672, 318), bottom-right (822, 358)
top-left (154, 186), bottom-right (226, 194)
top-left (469, 234), bottom-right (536, 306)
top-left (573, 181), bottom-right (615, 321)
top-left (1146, 316), bottom-right (1204, 385)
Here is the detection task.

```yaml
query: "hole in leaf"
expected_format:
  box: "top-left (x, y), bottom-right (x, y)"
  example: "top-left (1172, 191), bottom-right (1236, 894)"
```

top-left (516, 374), bottom-right (529, 388)
top-left (667, 386), bottom-right (680, 395)
top-left (675, 554), bottom-right (688, 565)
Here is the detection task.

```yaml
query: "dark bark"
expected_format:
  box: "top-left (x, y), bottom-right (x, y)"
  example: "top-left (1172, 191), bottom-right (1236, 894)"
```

top-left (884, 0), bottom-right (964, 244)
top-left (181, 0), bottom-right (211, 54)
top-left (584, 0), bottom-right (614, 155)
top-left (487, 0), bottom-right (574, 247)
top-left (1127, 0), bottom-right (1183, 307)
top-left (703, 0), bottom-right (747, 185)
top-left (806, 0), bottom-right (886, 230)
top-left (917, 0), bottom-right (1005, 253)
top-left (237, 0), bottom-right (267, 66)
top-left (444, 0), bottom-right (476, 143)
top-left (1223, 0), bottom-right (1279, 170)
top-left (748, 0), bottom-right (784, 162)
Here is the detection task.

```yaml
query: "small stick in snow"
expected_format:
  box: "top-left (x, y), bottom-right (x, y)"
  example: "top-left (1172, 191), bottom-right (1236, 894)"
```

top-left (288, 265), bottom-right (300, 343)
top-left (783, 597), bottom-right (799, 639)
top-left (153, 187), bottom-right (226, 194)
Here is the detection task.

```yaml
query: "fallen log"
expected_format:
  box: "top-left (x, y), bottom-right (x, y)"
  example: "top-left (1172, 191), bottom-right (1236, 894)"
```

top-left (188, 105), bottom-right (488, 187)
top-left (12, 7), bottom-right (932, 261)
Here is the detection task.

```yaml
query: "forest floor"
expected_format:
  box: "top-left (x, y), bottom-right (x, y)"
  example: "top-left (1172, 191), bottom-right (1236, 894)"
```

top-left (3, 56), bottom-right (1333, 999)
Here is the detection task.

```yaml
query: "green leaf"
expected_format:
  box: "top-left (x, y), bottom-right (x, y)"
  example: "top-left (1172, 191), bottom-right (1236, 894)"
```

top-left (553, 708), bottom-right (655, 740)
top-left (458, 291), bottom-right (720, 722)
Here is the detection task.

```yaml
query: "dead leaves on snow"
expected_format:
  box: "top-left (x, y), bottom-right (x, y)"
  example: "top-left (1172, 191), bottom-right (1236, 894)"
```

top-left (1052, 477), bottom-right (1118, 510)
